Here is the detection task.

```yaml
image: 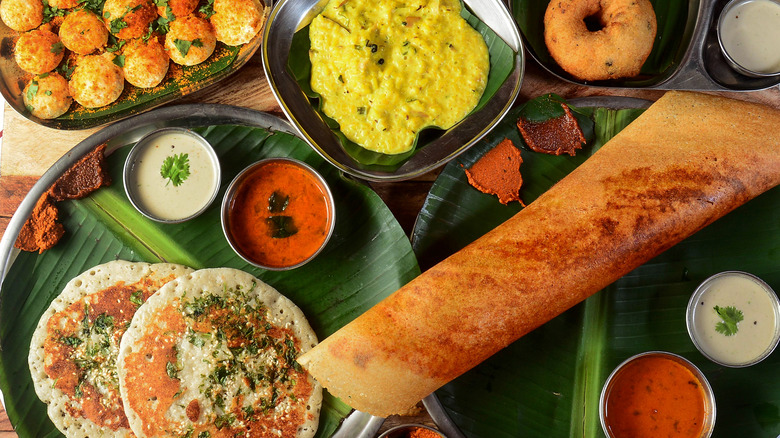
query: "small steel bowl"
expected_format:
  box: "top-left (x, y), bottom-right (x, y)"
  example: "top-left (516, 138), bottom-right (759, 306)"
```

top-left (686, 271), bottom-right (780, 367)
top-left (221, 157), bottom-right (336, 271)
top-left (717, 0), bottom-right (780, 77)
top-left (123, 127), bottom-right (221, 223)
top-left (378, 424), bottom-right (447, 438)
top-left (599, 351), bottom-right (716, 438)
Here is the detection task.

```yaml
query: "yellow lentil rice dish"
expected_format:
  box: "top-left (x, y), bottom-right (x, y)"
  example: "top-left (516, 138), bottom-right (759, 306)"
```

top-left (308, 0), bottom-right (490, 155)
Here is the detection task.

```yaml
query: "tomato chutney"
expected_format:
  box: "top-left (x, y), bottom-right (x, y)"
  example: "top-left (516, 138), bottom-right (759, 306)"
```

top-left (600, 351), bottom-right (715, 438)
top-left (222, 158), bottom-right (335, 270)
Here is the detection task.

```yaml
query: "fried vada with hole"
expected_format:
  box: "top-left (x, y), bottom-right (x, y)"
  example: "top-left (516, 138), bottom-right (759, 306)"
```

top-left (23, 72), bottom-right (72, 119)
top-left (164, 14), bottom-right (216, 65)
top-left (156, 0), bottom-right (198, 20)
top-left (14, 28), bottom-right (65, 74)
top-left (0, 0), bottom-right (43, 31)
top-left (544, 0), bottom-right (656, 81)
top-left (59, 9), bottom-right (108, 55)
top-left (122, 37), bottom-right (169, 88)
top-left (102, 0), bottom-right (157, 40)
top-left (210, 0), bottom-right (265, 46)
top-left (69, 53), bottom-right (124, 108)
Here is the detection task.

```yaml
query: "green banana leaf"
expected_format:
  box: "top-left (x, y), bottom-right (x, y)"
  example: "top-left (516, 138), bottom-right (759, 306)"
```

top-left (0, 123), bottom-right (420, 438)
top-left (412, 100), bottom-right (780, 437)
top-left (287, 1), bottom-right (516, 169)
top-left (510, 0), bottom-right (692, 86)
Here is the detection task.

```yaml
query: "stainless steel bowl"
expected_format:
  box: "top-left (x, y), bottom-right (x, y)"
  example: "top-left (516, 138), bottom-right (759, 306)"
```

top-left (221, 157), bottom-right (336, 271)
top-left (599, 351), bottom-right (716, 438)
top-left (123, 127), bottom-right (221, 223)
top-left (378, 424), bottom-right (447, 438)
top-left (686, 271), bottom-right (780, 367)
top-left (717, 0), bottom-right (780, 77)
top-left (261, 0), bottom-right (525, 181)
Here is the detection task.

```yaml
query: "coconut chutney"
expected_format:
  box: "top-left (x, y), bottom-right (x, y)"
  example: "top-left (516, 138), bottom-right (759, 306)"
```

top-left (308, 0), bottom-right (490, 155)
top-left (719, 0), bottom-right (780, 74)
top-left (687, 271), bottom-right (780, 367)
top-left (125, 128), bottom-right (220, 222)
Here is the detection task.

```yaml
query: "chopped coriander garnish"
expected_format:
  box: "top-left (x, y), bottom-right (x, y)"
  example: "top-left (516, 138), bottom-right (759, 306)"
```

top-left (59, 336), bottom-right (83, 347)
top-left (173, 38), bottom-right (203, 57)
top-left (109, 17), bottom-right (128, 34)
top-left (166, 360), bottom-right (180, 379)
top-left (51, 41), bottom-right (64, 55)
top-left (160, 153), bottom-right (190, 187)
top-left (714, 305), bottom-right (743, 336)
top-left (198, 0), bottom-right (215, 18)
top-left (26, 80), bottom-right (39, 103)
top-left (129, 290), bottom-right (144, 306)
top-left (112, 54), bottom-right (126, 67)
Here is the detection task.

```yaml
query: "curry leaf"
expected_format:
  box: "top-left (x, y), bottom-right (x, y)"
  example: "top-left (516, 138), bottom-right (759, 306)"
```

top-left (266, 216), bottom-right (297, 238)
top-left (268, 191), bottom-right (289, 213)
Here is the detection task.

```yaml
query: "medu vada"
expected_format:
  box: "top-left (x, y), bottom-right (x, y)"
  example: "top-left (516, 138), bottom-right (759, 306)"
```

top-left (543, 0), bottom-right (657, 81)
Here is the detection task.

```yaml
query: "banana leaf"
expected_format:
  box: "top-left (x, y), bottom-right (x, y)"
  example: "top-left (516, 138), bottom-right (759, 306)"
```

top-left (287, 0), bottom-right (516, 169)
top-left (510, 0), bottom-right (692, 86)
top-left (412, 98), bottom-right (780, 437)
top-left (0, 123), bottom-right (420, 438)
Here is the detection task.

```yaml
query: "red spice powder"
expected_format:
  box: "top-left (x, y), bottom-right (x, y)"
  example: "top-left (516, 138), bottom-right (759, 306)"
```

top-left (464, 138), bottom-right (525, 206)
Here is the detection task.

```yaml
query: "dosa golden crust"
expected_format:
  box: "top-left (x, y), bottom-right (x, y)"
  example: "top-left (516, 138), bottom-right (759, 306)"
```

top-left (297, 91), bottom-right (780, 417)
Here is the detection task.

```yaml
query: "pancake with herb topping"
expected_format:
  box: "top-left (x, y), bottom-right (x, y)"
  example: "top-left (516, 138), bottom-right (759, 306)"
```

top-left (28, 261), bottom-right (193, 437)
top-left (117, 268), bottom-right (322, 438)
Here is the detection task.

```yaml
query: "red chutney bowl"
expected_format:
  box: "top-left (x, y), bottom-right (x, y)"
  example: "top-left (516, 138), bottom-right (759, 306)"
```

top-left (599, 351), bottom-right (716, 438)
top-left (221, 158), bottom-right (336, 270)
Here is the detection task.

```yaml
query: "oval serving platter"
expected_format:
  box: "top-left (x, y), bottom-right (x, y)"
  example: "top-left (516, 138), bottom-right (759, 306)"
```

top-left (512, 0), bottom-right (780, 91)
top-left (411, 96), bottom-right (780, 438)
top-left (0, 104), bottom-right (421, 438)
top-left (0, 2), bottom-right (270, 130)
top-left (263, 0), bottom-right (526, 182)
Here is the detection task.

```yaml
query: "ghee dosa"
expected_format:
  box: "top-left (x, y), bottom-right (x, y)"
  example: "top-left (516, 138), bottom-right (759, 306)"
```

top-left (297, 91), bottom-right (780, 416)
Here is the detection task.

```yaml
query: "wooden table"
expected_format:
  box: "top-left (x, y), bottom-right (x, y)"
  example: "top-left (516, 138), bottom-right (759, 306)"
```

top-left (0, 49), bottom-right (778, 437)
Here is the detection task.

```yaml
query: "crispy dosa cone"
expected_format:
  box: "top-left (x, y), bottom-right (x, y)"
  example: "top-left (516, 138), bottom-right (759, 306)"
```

top-left (297, 91), bottom-right (780, 417)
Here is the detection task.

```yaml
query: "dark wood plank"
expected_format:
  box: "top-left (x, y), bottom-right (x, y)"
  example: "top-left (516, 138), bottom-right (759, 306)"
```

top-left (0, 175), bottom-right (37, 217)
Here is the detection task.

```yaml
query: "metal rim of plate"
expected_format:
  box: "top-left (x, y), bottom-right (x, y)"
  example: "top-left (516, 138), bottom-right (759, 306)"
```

top-left (0, 102), bottom-right (434, 438)
top-left (0, 0), bottom-right (272, 130)
top-left (413, 95), bottom-right (654, 438)
top-left (0, 103), bottom-right (297, 279)
top-left (511, 0), bottom-right (780, 91)
top-left (261, 0), bottom-right (526, 182)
